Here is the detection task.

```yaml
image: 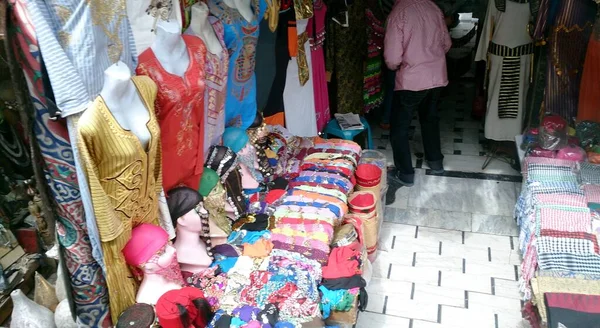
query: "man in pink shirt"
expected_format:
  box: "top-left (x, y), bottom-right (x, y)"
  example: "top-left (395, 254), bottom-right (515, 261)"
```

top-left (384, 0), bottom-right (452, 187)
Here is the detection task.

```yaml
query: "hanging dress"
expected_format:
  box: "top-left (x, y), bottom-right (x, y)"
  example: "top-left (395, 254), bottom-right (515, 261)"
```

top-left (209, 0), bottom-right (267, 129)
top-left (325, 0), bottom-right (367, 114)
top-left (307, 0), bottom-right (330, 132)
top-left (363, 4), bottom-right (385, 113)
top-left (136, 35), bottom-right (207, 192)
top-left (263, 3), bottom-right (295, 126)
top-left (185, 17), bottom-right (230, 154)
top-left (578, 12), bottom-right (600, 123)
top-left (533, 0), bottom-right (597, 122)
top-left (283, 19), bottom-right (318, 137)
top-left (77, 76), bottom-right (163, 321)
top-left (475, 0), bottom-right (533, 141)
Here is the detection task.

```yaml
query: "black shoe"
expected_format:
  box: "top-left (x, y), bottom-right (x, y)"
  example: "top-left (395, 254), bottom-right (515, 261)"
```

top-left (387, 170), bottom-right (414, 187)
top-left (427, 160), bottom-right (445, 175)
top-left (385, 181), bottom-right (402, 205)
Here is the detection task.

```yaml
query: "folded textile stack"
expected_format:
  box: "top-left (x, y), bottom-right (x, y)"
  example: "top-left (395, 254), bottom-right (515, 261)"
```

top-left (516, 157), bottom-right (600, 327)
top-left (271, 139), bottom-right (360, 263)
top-left (202, 128), bottom-right (364, 327)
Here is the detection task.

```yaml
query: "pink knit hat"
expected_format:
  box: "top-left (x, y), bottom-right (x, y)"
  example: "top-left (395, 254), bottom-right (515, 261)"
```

top-left (122, 224), bottom-right (169, 266)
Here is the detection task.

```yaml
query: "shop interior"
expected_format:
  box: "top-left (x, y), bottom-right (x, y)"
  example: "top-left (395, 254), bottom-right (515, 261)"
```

top-left (0, 0), bottom-right (599, 327)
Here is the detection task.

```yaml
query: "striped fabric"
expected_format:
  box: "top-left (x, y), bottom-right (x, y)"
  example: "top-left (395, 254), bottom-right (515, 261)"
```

top-left (580, 162), bottom-right (600, 185)
top-left (584, 185), bottom-right (600, 205)
top-left (536, 236), bottom-right (598, 255)
top-left (537, 205), bottom-right (592, 234)
top-left (25, 0), bottom-right (137, 118)
top-left (538, 253), bottom-right (600, 275)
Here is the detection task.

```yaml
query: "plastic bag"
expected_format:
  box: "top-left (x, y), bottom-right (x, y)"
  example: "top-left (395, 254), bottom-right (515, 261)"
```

top-left (556, 145), bottom-right (587, 162)
top-left (529, 146), bottom-right (556, 158)
top-left (539, 115), bottom-right (568, 150)
top-left (576, 120), bottom-right (600, 149)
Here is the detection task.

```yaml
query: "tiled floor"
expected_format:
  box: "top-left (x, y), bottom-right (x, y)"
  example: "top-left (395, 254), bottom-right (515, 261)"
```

top-left (373, 81), bottom-right (520, 178)
top-left (358, 81), bottom-right (530, 327)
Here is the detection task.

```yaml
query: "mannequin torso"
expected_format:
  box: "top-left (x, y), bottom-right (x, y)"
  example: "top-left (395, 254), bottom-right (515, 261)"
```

top-left (173, 210), bottom-right (213, 273)
top-left (190, 3), bottom-right (224, 56)
top-left (151, 20), bottom-right (190, 77)
top-left (100, 62), bottom-right (151, 149)
top-left (136, 245), bottom-right (183, 305)
top-left (223, 0), bottom-right (254, 22)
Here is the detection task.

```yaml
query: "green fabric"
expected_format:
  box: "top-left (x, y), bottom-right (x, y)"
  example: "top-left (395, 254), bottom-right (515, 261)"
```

top-left (199, 168), bottom-right (219, 197)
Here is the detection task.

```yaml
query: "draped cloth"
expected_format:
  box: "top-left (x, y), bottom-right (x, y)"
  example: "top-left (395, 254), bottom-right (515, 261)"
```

top-left (578, 14), bottom-right (600, 123)
top-left (533, 0), bottom-right (597, 122)
top-left (9, 0), bottom-right (111, 325)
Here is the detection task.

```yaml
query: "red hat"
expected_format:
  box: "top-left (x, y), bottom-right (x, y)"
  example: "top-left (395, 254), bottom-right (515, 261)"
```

top-left (122, 224), bottom-right (169, 266)
top-left (348, 191), bottom-right (376, 214)
top-left (179, 287), bottom-right (209, 328)
top-left (156, 289), bottom-right (197, 328)
top-left (355, 164), bottom-right (382, 188)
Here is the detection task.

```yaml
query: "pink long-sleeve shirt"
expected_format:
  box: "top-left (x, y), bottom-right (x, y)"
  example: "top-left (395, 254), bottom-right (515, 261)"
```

top-left (384, 0), bottom-right (452, 91)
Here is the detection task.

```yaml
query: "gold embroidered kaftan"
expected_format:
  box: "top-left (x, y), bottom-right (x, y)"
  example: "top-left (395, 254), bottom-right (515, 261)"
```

top-left (77, 76), bottom-right (162, 321)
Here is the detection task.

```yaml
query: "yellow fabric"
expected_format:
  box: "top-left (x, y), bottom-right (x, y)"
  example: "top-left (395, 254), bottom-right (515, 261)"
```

top-left (77, 76), bottom-right (162, 322)
top-left (531, 276), bottom-right (600, 323)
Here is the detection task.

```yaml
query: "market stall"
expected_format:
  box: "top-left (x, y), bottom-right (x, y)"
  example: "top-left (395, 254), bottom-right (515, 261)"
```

top-left (515, 118), bottom-right (600, 327)
top-left (1, 0), bottom-right (389, 326)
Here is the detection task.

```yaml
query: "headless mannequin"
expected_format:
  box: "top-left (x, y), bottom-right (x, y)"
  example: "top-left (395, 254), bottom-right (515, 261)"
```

top-left (151, 20), bottom-right (190, 77)
top-left (189, 2), bottom-right (223, 56)
top-left (100, 62), bottom-right (151, 148)
top-left (238, 144), bottom-right (260, 189)
top-left (136, 244), bottom-right (182, 304)
top-left (223, 0), bottom-right (254, 23)
top-left (173, 208), bottom-right (212, 273)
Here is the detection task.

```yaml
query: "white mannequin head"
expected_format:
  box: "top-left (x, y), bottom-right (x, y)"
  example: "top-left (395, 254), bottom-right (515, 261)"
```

top-left (177, 207), bottom-right (207, 233)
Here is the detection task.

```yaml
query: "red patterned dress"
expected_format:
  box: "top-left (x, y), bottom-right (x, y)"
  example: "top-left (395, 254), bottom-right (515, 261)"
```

top-left (136, 35), bottom-right (207, 192)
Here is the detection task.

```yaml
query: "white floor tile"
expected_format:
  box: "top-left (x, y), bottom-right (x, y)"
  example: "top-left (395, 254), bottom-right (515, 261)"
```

top-left (471, 214), bottom-right (519, 236)
top-left (465, 180), bottom-right (517, 216)
top-left (366, 292), bottom-right (386, 313)
top-left (463, 232), bottom-right (512, 252)
top-left (442, 271), bottom-right (493, 294)
top-left (411, 320), bottom-right (446, 328)
top-left (440, 305), bottom-right (496, 328)
top-left (493, 278), bottom-right (522, 300)
top-left (465, 261), bottom-right (517, 281)
top-left (415, 252), bottom-right (463, 272)
top-left (355, 312), bottom-right (411, 328)
top-left (367, 277), bottom-right (412, 299)
top-left (385, 297), bottom-right (440, 322)
top-left (412, 284), bottom-right (466, 308)
top-left (418, 227), bottom-right (463, 244)
top-left (388, 264), bottom-right (441, 286)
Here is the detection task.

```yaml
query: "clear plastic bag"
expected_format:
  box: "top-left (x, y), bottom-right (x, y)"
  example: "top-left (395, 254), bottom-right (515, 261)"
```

top-left (539, 115), bottom-right (568, 150)
top-left (556, 145), bottom-right (587, 162)
top-left (528, 146), bottom-right (556, 158)
top-left (576, 120), bottom-right (600, 149)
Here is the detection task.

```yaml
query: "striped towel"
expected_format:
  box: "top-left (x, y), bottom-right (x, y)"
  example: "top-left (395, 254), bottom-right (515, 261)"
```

top-left (584, 185), bottom-right (600, 204)
top-left (537, 205), bottom-right (592, 234)
top-left (580, 162), bottom-right (600, 185)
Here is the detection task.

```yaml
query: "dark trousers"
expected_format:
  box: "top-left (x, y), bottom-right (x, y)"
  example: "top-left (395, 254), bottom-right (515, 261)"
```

top-left (390, 87), bottom-right (444, 183)
top-left (381, 67), bottom-right (396, 124)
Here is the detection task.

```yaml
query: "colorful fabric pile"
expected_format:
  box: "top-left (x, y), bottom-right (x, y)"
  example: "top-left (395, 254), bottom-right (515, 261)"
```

top-left (195, 128), bottom-right (366, 326)
top-left (515, 157), bottom-right (600, 327)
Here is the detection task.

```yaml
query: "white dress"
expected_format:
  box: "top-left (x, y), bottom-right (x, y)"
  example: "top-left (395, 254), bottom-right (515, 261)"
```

top-left (283, 19), bottom-right (318, 137)
top-left (127, 0), bottom-right (183, 53)
top-left (475, 0), bottom-right (532, 141)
